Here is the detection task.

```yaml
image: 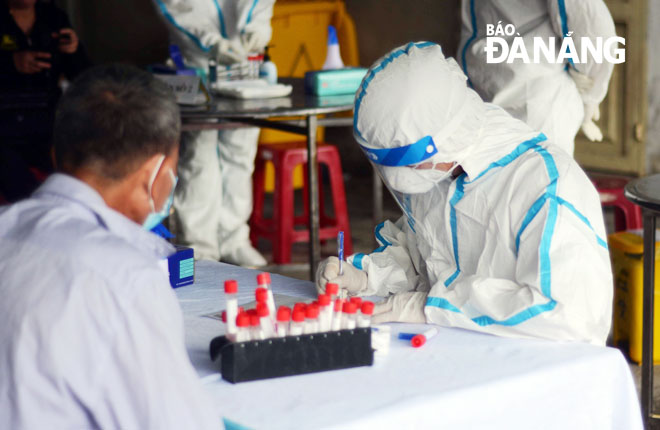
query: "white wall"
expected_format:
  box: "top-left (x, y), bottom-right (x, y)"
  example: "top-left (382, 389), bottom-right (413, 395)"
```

top-left (647, 0), bottom-right (660, 173)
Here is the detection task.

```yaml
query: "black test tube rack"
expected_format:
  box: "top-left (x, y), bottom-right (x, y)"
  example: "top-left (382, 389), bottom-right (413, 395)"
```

top-left (209, 328), bottom-right (374, 383)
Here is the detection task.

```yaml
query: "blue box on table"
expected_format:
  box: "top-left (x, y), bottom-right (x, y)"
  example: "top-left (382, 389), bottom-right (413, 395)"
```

top-left (167, 246), bottom-right (194, 288)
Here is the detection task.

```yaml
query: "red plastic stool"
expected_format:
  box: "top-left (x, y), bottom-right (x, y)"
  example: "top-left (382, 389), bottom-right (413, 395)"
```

top-left (250, 141), bottom-right (353, 264)
top-left (590, 173), bottom-right (642, 232)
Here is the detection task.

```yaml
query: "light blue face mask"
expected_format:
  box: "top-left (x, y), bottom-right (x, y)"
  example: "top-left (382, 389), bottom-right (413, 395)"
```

top-left (143, 154), bottom-right (178, 231)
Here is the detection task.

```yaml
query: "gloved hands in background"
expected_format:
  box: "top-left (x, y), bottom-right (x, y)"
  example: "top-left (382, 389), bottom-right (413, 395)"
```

top-left (241, 28), bottom-right (270, 54)
top-left (372, 291), bottom-right (428, 324)
top-left (215, 38), bottom-right (247, 65)
top-left (568, 68), bottom-right (603, 142)
top-left (316, 257), bottom-right (367, 297)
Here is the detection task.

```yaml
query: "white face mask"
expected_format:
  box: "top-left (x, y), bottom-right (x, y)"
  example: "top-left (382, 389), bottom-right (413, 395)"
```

top-left (381, 164), bottom-right (454, 194)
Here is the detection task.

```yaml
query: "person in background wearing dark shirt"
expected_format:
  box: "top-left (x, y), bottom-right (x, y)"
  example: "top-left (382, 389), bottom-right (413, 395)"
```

top-left (0, 0), bottom-right (90, 202)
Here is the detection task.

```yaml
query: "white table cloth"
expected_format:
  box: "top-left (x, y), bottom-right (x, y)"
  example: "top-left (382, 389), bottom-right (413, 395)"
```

top-left (176, 261), bottom-right (643, 430)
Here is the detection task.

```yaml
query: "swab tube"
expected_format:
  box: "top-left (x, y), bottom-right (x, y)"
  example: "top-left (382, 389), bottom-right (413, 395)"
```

top-left (256, 302), bottom-right (274, 338)
top-left (235, 313), bottom-right (250, 342)
top-left (331, 298), bottom-right (344, 331)
top-left (224, 280), bottom-right (238, 338)
top-left (257, 273), bottom-right (276, 322)
top-left (342, 301), bottom-right (358, 329)
top-left (290, 309), bottom-right (305, 336)
top-left (358, 301), bottom-right (374, 328)
top-left (276, 306), bottom-right (291, 337)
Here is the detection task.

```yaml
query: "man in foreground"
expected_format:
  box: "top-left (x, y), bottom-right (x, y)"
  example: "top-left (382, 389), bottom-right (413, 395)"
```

top-left (0, 64), bottom-right (219, 429)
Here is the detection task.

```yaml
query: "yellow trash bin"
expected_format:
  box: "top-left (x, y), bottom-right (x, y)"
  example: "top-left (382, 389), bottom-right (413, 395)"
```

top-left (610, 230), bottom-right (660, 364)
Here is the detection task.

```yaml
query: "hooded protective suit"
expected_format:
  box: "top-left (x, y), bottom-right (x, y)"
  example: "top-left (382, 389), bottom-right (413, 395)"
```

top-left (320, 42), bottom-right (612, 345)
top-left (458, 0), bottom-right (617, 155)
top-left (153, 0), bottom-right (274, 264)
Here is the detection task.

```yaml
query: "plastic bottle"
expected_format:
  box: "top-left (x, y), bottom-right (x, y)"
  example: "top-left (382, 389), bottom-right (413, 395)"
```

top-left (259, 46), bottom-right (278, 84)
top-left (224, 280), bottom-right (239, 339)
top-left (235, 312), bottom-right (251, 342)
top-left (304, 304), bottom-right (320, 334)
top-left (332, 298), bottom-right (344, 331)
top-left (256, 273), bottom-right (277, 322)
top-left (318, 294), bottom-right (332, 331)
top-left (256, 302), bottom-right (275, 338)
top-left (276, 306), bottom-right (291, 337)
top-left (358, 301), bottom-right (374, 328)
top-left (342, 301), bottom-right (358, 329)
top-left (322, 25), bottom-right (344, 70)
top-left (290, 309), bottom-right (305, 336)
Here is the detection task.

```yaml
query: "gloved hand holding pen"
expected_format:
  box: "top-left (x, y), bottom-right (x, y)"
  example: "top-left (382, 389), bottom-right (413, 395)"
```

top-left (316, 257), bottom-right (367, 297)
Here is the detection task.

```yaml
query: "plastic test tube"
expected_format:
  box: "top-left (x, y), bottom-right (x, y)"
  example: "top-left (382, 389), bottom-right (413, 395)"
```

top-left (255, 287), bottom-right (268, 305)
top-left (398, 327), bottom-right (439, 348)
top-left (304, 304), bottom-right (320, 334)
top-left (224, 280), bottom-right (238, 339)
top-left (350, 296), bottom-right (362, 308)
top-left (257, 273), bottom-right (277, 322)
top-left (290, 309), bottom-right (305, 336)
top-left (250, 313), bottom-right (264, 340)
top-left (317, 294), bottom-right (332, 332)
top-left (326, 283), bottom-right (339, 301)
top-left (256, 303), bottom-right (275, 338)
top-left (276, 306), bottom-right (291, 337)
top-left (358, 301), bottom-right (374, 328)
top-left (235, 312), bottom-right (251, 342)
top-left (342, 301), bottom-right (358, 329)
top-left (331, 298), bottom-right (344, 331)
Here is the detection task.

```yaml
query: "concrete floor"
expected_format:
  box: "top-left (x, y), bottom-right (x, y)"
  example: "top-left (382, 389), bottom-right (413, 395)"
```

top-left (256, 173), bottom-right (651, 408)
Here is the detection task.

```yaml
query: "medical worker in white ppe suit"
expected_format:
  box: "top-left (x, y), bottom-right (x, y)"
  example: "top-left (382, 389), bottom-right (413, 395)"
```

top-left (317, 42), bottom-right (612, 345)
top-left (153, 0), bottom-right (274, 265)
top-left (458, 0), bottom-right (617, 155)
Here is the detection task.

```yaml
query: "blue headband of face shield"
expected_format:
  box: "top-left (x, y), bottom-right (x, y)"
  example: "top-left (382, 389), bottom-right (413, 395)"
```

top-left (358, 135), bottom-right (438, 167)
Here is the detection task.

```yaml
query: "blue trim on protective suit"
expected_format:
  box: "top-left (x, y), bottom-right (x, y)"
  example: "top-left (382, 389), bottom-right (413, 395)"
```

top-left (241, 0), bottom-right (259, 35)
top-left (359, 136), bottom-right (439, 167)
top-left (426, 297), bottom-right (462, 313)
top-left (443, 134), bottom-right (547, 288)
top-left (533, 146), bottom-right (559, 299)
top-left (212, 0), bottom-right (228, 39)
top-left (352, 222), bottom-right (393, 270)
top-left (461, 0), bottom-right (477, 86)
top-left (374, 222), bottom-right (392, 247)
top-left (556, 196), bottom-right (608, 249)
top-left (155, 0), bottom-right (212, 52)
top-left (354, 41), bottom-right (436, 139)
top-left (515, 193), bottom-right (550, 252)
top-left (557, 0), bottom-right (576, 70)
top-left (352, 253), bottom-right (366, 270)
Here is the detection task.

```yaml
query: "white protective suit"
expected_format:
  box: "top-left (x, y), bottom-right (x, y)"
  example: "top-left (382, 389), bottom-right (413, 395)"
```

top-left (458, 0), bottom-right (617, 155)
top-left (153, 0), bottom-right (274, 264)
top-left (347, 42), bottom-right (612, 345)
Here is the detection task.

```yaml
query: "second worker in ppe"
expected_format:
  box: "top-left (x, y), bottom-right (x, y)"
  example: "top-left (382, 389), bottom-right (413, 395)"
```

top-left (458, 0), bottom-right (617, 155)
top-left (153, 0), bottom-right (274, 266)
top-left (317, 42), bottom-right (612, 346)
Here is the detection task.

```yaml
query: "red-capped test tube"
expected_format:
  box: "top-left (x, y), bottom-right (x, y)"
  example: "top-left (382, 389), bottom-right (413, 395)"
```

top-left (342, 301), bottom-right (358, 329)
top-left (255, 287), bottom-right (268, 304)
top-left (256, 302), bottom-right (274, 338)
top-left (250, 313), bottom-right (263, 340)
top-left (224, 280), bottom-right (238, 340)
top-left (304, 304), bottom-right (320, 334)
top-left (350, 297), bottom-right (363, 308)
top-left (332, 298), bottom-right (344, 331)
top-left (235, 312), bottom-right (250, 342)
top-left (276, 306), bottom-right (291, 337)
top-left (257, 273), bottom-right (276, 322)
top-left (411, 327), bottom-right (439, 348)
top-left (290, 309), bottom-right (305, 335)
top-left (358, 301), bottom-right (374, 328)
top-left (326, 283), bottom-right (339, 301)
top-left (318, 294), bottom-right (332, 331)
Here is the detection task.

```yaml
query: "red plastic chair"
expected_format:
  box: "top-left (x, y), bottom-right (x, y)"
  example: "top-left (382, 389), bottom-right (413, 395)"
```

top-left (590, 173), bottom-right (642, 232)
top-left (250, 141), bottom-right (353, 264)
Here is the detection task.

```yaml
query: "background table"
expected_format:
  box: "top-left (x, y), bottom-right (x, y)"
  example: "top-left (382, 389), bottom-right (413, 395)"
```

top-left (180, 79), bottom-right (354, 280)
top-left (626, 174), bottom-right (660, 429)
top-left (177, 261), bottom-right (643, 430)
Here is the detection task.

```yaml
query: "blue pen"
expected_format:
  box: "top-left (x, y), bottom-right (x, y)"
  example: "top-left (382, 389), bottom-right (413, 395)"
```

top-left (338, 231), bottom-right (344, 275)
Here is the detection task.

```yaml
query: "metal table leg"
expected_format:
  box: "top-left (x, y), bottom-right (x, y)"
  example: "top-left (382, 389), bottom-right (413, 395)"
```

top-left (306, 115), bottom-right (320, 281)
top-left (372, 166), bottom-right (383, 225)
top-left (643, 210), bottom-right (657, 428)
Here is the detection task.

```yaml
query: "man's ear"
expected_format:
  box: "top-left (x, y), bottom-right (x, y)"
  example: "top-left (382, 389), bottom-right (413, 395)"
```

top-left (136, 153), bottom-right (165, 196)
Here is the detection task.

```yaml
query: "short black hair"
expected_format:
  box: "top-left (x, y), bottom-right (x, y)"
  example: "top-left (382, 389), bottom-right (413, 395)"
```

top-left (53, 64), bottom-right (180, 180)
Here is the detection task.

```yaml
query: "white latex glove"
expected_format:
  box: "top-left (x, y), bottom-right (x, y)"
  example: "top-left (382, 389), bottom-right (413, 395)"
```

top-left (215, 38), bottom-right (247, 65)
top-left (372, 291), bottom-right (428, 324)
top-left (581, 103), bottom-right (603, 142)
top-left (315, 256), bottom-right (367, 296)
top-left (568, 68), bottom-right (603, 142)
top-left (241, 29), bottom-right (270, 54)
